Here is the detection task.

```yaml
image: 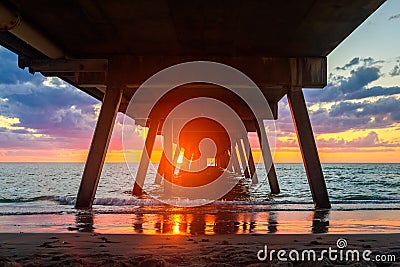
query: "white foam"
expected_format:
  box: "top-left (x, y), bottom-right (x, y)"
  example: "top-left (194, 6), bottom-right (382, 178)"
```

top-left (52, 196), bottom-right (400, 208)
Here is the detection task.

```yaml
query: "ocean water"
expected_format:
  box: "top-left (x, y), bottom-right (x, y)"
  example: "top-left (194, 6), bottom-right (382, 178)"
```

top-left (1, 163), bottom-right (399, 214)
top-left (0, 163), bottom-right (399, 233)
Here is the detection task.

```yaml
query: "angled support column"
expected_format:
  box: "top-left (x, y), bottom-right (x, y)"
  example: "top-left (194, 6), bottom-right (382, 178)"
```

top-left (227, 151), bottom-right (234, 172)
top-left (75, 86), bottom-right (123, 209)
top-left (172, 145), bottom-right (181, 166)
top-left (163, 122), bottom-right (174, 195)
top-left (287, 88), bottom-right (331, 209)
top-left (231, 146), bottom-right (242, 176)
top-left (132, 117), bottom-right (159, 196)
top-left (255, 120), bottom-right (280, 194)
top-left (155, 153), bottom-right (166, 185)
top-left (155, 144), bottom-right (179, 185)
top-left (236, 138), bottom-right (250, 178)
top-left (180, 149), bottom-right (191, 172)
top-left (242, 134), bottom-right (258, 184)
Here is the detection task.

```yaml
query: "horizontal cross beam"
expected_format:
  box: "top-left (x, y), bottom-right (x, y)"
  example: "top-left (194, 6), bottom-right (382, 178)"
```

top-left (18, 57), bottom-right (108, 73)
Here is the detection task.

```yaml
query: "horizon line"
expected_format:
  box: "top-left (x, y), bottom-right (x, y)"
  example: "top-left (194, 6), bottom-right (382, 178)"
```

top-left (0, 161), bottom-right (398, 164)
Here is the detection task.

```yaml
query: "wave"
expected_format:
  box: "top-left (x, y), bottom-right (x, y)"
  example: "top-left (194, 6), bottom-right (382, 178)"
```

top-left (340, 195), bottom-right (400, 201)
top-left (54, 196), bottom-right (324, 207)
top-left (52, 196), bottom-right (400, 207)
top-left (0, 196), bottom-right (54, 203)
top-left (0, 195), bottom-right (398, 207)
top-left (54, 196), bottom-right (277, 206)
top-left (1, 195), bottom-right (399, 213)
top-left (1, 196), bottom-right (400, 216)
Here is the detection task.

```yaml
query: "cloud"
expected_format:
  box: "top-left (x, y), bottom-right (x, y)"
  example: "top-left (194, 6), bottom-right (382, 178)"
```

top-left (339, 67), bottom-right (380, 94)
top-left (306, 97), bottom-right (400, 134)
top-left (0, 115), bottom-right (21, 130)
top-left (317, 131), bottom-right (397, 148)
top-left (275, 57), bottom-right (400, 139)
top-left (345, 86), bottom-right (400, 99)
top-left (0, 47), bottom-right (149, 153)
top-left (334, 57), bottom-right (381, 71)
top-left (1, 85), bottom-right (99, 137)
top-left (389, 13), bottom-right (400, 20)
top-left (277, 131), bottom-right (398, 151)
top-left (305, 66), bottom-right (384, 103)
top-left (0, 48), bottom-right (43, 85)
top-left (347, 131), bottom-right (381, 147)
top-left (0, 47), bottom-right (104, 150)
top-left (2, 45), bottom-right (399, 156)
top-left (328, 97), bottom-right (400, 123)
top-left (335, 57), bottom-right (360, 71)
top-left (389, 65), bottom-right (400, 76)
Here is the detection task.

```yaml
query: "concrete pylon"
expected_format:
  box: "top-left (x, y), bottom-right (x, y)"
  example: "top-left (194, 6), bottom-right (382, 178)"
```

top-left (180, 148), bottom-right (191, 171)
top-left (242, 134), bottom-right (258, 184)
top-left (172, 145), bottom-right (181, 166)
top-left (287, 87), bottom-right (331, 209)
top-left (155, 145), bottom-right (179, 185)
top-left (75, 86), bottom-right (123, 209)
top-left (236, 138), bottom-right (250, 178)
top-left (255, 119), bottom-right (280, 194)
top-left (132, 117), bottom-right (159, 196)
top-left (155, 152), bottom-right (166, 185)
top-left (231, 146), bottom-right (242, 176)
top-left (227, 152), bottom-right (234, 172)
top-left (163, 122), bottom-right (174, 195)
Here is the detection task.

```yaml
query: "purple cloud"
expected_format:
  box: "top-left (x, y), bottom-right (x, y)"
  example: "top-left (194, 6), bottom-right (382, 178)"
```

top-left (0, 47), bottom-right (101, 150)
top-left (276, 58), bottom-right (400, 136)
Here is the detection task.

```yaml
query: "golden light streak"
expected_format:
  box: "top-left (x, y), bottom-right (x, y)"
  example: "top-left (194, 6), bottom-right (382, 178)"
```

top-left (172, 214), bottom-right (182, 235)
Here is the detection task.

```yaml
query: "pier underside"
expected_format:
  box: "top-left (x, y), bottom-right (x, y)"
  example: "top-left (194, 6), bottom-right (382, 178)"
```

top-left (0, 0), bottom-right (386, 209)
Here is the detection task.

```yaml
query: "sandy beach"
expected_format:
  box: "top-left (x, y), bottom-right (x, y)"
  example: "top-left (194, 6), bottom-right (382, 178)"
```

top-left (1, 233), bottom-right (399, 266)
top-left (1, 210), bottom-right (400, 266)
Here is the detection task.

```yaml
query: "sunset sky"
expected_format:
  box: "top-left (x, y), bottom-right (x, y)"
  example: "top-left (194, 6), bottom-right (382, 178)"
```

top-left (0, 0), bottom-right (400, 163)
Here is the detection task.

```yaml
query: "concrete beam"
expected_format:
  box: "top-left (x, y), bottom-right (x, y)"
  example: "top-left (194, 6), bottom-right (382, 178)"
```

top-left (287, 87), bottom-right (330, 209)
top-left (18, 57), bottom-right (108, 73)
top-left (76, 72), bottom-right (107, 88)
top-left (0, 2), bottom-right (64, 59)
top-left (75, 86), bottom-right (122, 209)
top-left (108, 56), bottom-right (327, 91)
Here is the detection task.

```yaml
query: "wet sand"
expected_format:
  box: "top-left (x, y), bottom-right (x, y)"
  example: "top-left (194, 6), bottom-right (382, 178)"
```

top-left (2, 210), bottom-right (400, 234)
top-left (1, 233), bottom-right (399, 266)
top-left (1, 210), bottom-right (400, 266)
